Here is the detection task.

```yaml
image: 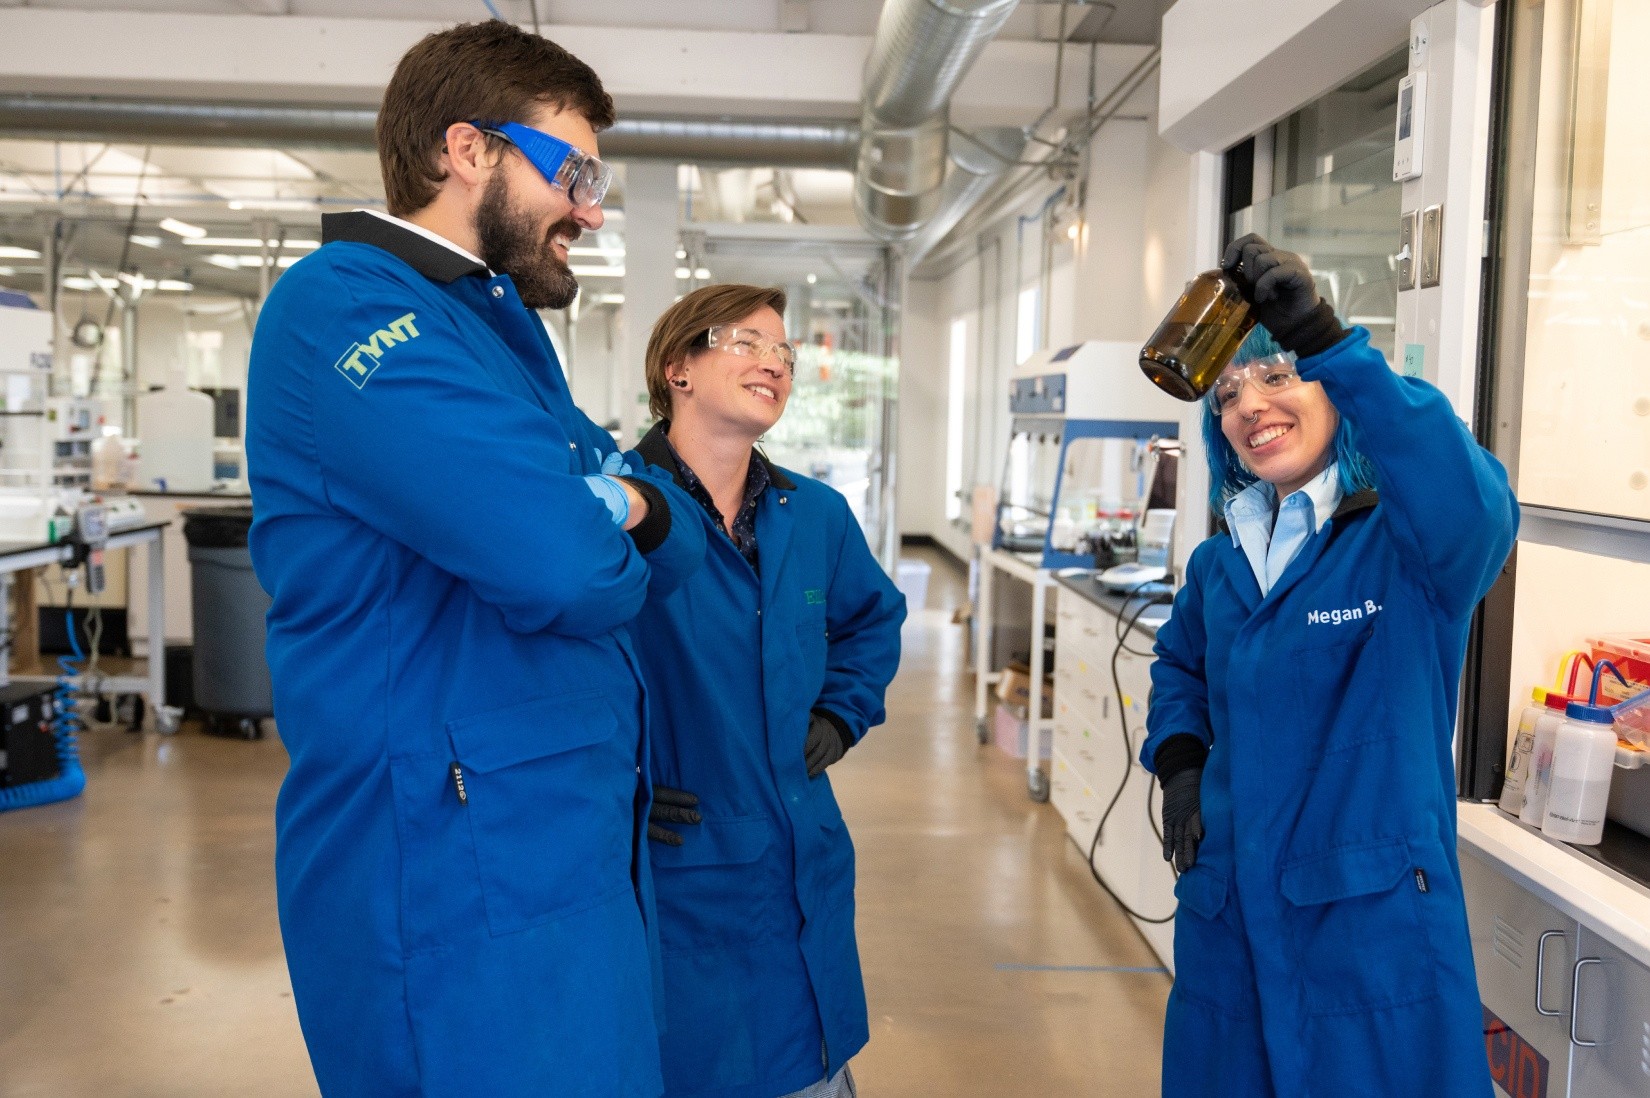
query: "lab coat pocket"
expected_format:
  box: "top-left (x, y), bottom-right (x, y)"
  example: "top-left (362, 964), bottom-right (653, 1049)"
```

top-left (1169, 865), bottom-right (1253, 1012)
top-left (446, 690), bottom-right (632, 938)
top-left (652, 814), bottom-right (779, 951)
top-left (1288, 621), bottom-right (1389, 758)
top-left (795, 619), bottom-right (828, 698)
top-left (1280, 838), bottom-right (1439, 1015)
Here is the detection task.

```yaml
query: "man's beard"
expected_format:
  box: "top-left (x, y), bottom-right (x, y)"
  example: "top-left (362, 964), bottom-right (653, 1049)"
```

top-left (474, 171), bottom-right (581, 310)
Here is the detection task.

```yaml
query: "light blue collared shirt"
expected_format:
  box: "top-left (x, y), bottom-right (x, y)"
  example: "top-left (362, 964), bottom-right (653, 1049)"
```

top-left (1223, 464), bottom-right (1344, 597)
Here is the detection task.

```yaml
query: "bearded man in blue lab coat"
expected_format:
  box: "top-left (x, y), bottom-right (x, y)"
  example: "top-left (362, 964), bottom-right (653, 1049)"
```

top-left (245, 23), bottom-right (706, 1098)
top-left (628, 284), bottom-right (906, 1098)
top-left (1141, 234), bottom-right (1517, 1097)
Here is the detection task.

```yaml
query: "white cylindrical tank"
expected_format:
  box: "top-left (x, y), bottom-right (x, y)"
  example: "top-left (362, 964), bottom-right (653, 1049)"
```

top-left (136, 376), bottom-right (215, 493)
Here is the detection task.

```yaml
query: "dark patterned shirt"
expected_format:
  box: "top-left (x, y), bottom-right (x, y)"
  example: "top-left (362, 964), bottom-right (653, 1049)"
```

top-left (665, 438), bottom-right (771, 573)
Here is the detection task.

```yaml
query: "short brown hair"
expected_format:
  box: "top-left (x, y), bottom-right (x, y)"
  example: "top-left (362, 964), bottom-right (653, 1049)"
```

top-left (645, 284), bottom-right (788, 421)
top-left (377, 22), bottom-right (617, 216)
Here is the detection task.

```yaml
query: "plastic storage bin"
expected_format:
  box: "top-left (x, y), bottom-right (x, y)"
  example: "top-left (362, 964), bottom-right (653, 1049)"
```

top-left (895, 558), bottom-right (931, 610)
top-left (1588, 635), bottom-right (1650, 702)
top-left (182, 506), bottom-right (272, 738)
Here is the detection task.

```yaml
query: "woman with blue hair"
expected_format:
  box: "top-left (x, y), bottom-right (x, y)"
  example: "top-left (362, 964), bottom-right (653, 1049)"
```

top-left (1140, 234), bottom-right (1517, 1096)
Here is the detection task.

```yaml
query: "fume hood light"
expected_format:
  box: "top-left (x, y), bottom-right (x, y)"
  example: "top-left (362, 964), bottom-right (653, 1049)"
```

top-left (159, 218), bottom-right (206, 239)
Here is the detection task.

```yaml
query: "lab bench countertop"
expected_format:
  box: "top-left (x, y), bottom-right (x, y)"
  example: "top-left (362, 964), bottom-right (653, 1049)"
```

top-left (1459, 802), bottom-right (1650, 970)
top-left (1053, 570), bottom-right (1169, 640)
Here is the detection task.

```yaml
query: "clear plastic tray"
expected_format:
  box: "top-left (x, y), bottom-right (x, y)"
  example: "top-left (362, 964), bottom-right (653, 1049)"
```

top-left (1613, 687), bottom-right (1650, 750)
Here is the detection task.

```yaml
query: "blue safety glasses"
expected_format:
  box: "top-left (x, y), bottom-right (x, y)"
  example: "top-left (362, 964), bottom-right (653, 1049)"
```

top-left (471, 120), bottom-right (613, 210)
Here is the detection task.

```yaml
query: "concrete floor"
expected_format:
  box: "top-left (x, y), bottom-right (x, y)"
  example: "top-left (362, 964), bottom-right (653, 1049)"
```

top-left (0, 547), bottom-right (1168, 1096)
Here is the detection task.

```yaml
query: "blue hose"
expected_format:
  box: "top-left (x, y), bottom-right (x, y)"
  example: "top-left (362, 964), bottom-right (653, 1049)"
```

top-left (0, 609), bottom-right (87, 812)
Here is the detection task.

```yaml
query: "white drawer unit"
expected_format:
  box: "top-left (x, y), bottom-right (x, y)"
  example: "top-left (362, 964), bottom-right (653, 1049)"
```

top-left (1460, 806), bottom-right (1650, 1098)
top-left (1052, 580), bottom-right (1177, 969)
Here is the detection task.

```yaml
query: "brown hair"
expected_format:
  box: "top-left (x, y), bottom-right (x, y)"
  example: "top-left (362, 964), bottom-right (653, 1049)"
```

top-left (377, 21), bottom-right (617, 216)
top-left (645, 284), bottom-right (789, 421)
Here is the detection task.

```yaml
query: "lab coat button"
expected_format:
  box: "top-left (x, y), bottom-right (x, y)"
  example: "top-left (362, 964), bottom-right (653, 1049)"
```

top-left (779, 496), bottom-right (788, 504)
top-left (491, 286), bottom-right (504, 299)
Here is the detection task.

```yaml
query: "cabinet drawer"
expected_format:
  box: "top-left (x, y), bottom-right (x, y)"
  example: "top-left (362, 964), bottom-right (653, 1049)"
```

top-left (1050, 749), bottom-right (1103, 849)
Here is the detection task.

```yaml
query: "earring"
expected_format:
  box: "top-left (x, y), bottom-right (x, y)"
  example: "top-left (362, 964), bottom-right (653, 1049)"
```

top-left (672, 378), bottom-right (689, 389)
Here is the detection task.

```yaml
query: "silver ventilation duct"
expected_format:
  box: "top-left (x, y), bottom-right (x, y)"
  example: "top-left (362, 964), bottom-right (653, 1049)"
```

top-left (0, 96), bottom-right (860, 168)
top-left (854, 0), bottom-right (1020, 242)
top-left (903, 125), bottom-right (1027, 264)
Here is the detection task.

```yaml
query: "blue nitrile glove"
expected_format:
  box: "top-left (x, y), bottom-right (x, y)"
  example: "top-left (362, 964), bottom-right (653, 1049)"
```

top-left (601, 450), bottom-right (638, 477)
top-left (583, 474), bottom-right (630, 527)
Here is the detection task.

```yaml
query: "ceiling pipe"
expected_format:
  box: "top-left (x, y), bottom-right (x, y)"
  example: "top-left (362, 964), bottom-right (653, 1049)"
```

top-left (902, 125), bottom-right (1027, 265)
top-left (0, 96), bottom-right (860, 168)
top-left (853, 0), bottom-right (1021, 242)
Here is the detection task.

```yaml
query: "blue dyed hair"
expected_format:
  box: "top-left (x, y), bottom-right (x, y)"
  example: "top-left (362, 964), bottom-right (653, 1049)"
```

top-left (1201, 325), bottom-right (1377, 511)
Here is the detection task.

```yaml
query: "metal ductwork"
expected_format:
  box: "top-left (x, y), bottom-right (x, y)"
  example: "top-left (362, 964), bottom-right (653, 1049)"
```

top-left (854, 0), bottom-right (1020, 242)
top-left (0, 95), bottom-right (860, 169)
top-left (903, 125), bottom-right (1027, 264)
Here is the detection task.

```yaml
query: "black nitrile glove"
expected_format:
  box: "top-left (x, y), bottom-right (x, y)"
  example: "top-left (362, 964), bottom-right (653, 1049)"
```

top-left (1221, 233), bottom-right (1349, 359)
top-left (648, 786), bottom-right (702, 846)
top-left (1159, 767), bottom-right (1205, 874)
top-left (804, 710), bottom-right (853, 778)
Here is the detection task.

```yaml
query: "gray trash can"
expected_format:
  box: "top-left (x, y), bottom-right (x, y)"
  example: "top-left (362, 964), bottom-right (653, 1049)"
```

top-left (182, 506), bottom-right (272, 738)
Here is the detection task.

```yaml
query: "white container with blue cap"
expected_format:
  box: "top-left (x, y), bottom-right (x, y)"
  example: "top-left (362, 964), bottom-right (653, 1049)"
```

top-left (1542, 660), bottom-right (1631, 845)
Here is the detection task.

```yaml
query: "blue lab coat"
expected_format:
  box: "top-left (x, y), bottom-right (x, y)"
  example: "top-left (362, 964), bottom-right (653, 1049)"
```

top-left (1142, 329), bottom-right (1516, 1097)
top-left (247, 213), bottom-right (704, 1098)
top-left (629, 424), bottom-right (906, 1098)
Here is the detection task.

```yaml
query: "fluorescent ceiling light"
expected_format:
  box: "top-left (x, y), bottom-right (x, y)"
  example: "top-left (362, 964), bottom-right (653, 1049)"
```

top-left (674, 267), bottom-right (691, 279)
top-left (156, 279), bottom-right (193, 292)
top-left (129, 235), bottom-right (162, 248)
top-left (0, 245), bottom-right (40, 259)
top-left (595, 293), bottom-right (625, 306)
top-left (183, 237), bottom-right (320, 249)
top-left (806, 273), bottom-right (817, 284)
top-left (227, 199), bottom-right (321, 212)
top-left (159, 217), bottom-right (206, 239)
top-left (0, 267), bottom-right (14, 276)
top-left (694, 268), bottom-right (711, 280)
top-left (207, 254), bottom-right (240, 270)
top-left (675, 248), bottom-right (687, 260)
top-left (568, 265), bottom-right (625, 277)
top-left (568, 246), bottom-right (623, 259)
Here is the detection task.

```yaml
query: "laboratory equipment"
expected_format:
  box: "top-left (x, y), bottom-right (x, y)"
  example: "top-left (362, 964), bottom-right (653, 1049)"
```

top-left (994, 341), bottom-right (1180, 569)
top-left (1542, 662), bottom-right (1631, 846)
top-left (1137, 269), bottom-right (1256, 401)
top-left (1498, 688), bottom-right (1547, 814)
top-left (0, 682), bottom-right (60, 790)
top-left (1520, 690), bottom-right (1573, 826)
top-left (136, 372), bottom-right (215, 493)
top-left (71, 502), bottom-right (108, 596)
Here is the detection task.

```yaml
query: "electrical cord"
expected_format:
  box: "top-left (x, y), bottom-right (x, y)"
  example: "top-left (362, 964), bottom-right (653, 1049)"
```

top-left (1081, 585), bottom-right (1177, 924)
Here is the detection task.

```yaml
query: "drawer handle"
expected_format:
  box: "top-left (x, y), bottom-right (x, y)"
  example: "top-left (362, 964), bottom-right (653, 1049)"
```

top-left (1570, 957), bottom-right (1603, 1047)
top-left (1535, 930), bottom-right (1565, 1017)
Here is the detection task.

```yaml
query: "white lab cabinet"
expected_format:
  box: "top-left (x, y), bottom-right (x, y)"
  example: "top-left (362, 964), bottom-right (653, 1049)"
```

top-left (1051, 579), bottom-right (1177, 970)
top-left (1460, 806), bottom-right (1650, 1098)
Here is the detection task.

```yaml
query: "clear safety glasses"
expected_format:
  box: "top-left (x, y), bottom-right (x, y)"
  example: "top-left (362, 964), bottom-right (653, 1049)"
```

top-left (473, 120), bottom-right (614, 210)
top-left (1208, 353), bottom-right (1303, 415)
top-left (707, 326), bottom-right (798, 376)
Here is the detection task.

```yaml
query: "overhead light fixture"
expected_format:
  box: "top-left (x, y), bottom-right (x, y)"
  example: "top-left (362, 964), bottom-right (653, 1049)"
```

top-left (227, 199), bottom-right (321, 212)
top-left (183, 237), bottom-right (320, 249)
top-left (806, 273), bottom-right (818, 285)
top-left (156, 279), bottom-right (193, 292)
top-left (0, 245), bottom-right (40, 259)
top-left (596, 293), bottom-right (626, 306)
top-left (568, 265), bottom-right (625, 278)
top-left (159, 218), bottom-right (207, 239)
top-left (208, 254), bottom-right (241, 271)
top-left (674, 267), bottom-right (691, 279)
top-left (129, 235), bottom-right (162, 248)
top-left (675, 248), bottom-right (687, 260)
top-left (568, 246), bottom-right (624, 259)
top-left (693, 267), bottom-right (711, 280)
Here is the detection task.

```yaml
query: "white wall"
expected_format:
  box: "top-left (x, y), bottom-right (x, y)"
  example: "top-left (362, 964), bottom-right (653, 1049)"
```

top-left (901, 85), bottom-right (1202, 563)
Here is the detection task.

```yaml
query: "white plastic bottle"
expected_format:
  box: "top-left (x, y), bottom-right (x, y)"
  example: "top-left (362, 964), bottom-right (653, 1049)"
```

top-left (1499, 689), bottom-right (1548, 815)
top-left (135, 367), bottom-right (215, 493)
top-left (1542, 700), bottom-right (1618, 845)
top-left (1520, 692), bottom-right (1572, 826)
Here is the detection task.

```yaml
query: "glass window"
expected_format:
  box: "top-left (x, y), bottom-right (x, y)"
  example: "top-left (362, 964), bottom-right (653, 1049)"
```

top-left (1015, 286), bottom-right (1040, 365)
top-left (1224, 48), bottom-right (1408, 362)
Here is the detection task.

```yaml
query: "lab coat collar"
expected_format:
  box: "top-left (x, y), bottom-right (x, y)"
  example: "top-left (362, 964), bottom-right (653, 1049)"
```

top-left (321, 210), bottom-right (489, 283)
top-left (635, 420), bottom-right (796, 491)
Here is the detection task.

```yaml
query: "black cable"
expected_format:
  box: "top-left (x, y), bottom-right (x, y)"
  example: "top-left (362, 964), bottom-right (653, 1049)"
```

top-left (1081, 587), bottom-right (1177, 924)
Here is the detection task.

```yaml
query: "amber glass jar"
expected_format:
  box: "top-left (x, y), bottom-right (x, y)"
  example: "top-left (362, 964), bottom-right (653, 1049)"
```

top-left (1138, 269), bottom-right (1256, 401)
